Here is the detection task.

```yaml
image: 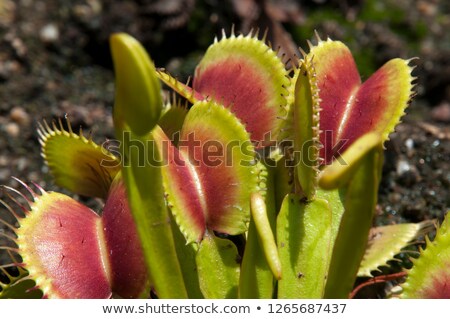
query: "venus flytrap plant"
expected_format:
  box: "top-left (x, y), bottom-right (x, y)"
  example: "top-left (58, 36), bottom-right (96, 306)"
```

top-left (0, 29), bottom-right (441, 299)
top-left (400, 211), bottom-right (450, 298)
top-left (0, 172), bottom-right (149, 298)
top-left (358, 220), bottom-right (435, 278)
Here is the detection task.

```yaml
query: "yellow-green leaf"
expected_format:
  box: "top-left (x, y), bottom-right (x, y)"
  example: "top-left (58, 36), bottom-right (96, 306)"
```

top-left (196, 232), bottom-right (240, 298)
top-left (277, 194), bottom-right (333, 298)
top-left (111, 33), bottom-right (187, 298)
top-left (239, 164), bottom-right (277, 298)
top-left (38, 120), bottom-right (120, 199)
top-left (110, 33), bottom-right (162, 136)
top-left (293, 58), bottom-right (321, 199)
top-left (359, 220), bottom-right (435, 277)
top-left (319, 132), bottom-right (382, 190)
top-left (323, 141), bottom-right (383, 298)
top-left (401, 211), bottom-right (450, 298)
top-left (250, 192), bottom-right (281, 280)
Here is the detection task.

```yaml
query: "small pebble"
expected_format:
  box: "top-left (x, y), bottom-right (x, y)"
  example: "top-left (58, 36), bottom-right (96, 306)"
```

top-left (405, 138), bottom-right (414, 150)
top-left (0, 168), bottom-right (9, 181)
top-left (396, 158), bottom-right (420, 186)
top-left (11, 37), bottom-right (27, 57)
top-left (5, 122), bottom-right (20, 137)
top-left (40, 23), bottom-right (59, 43)
top-left (432, 140), bottom-right (440, 148)
top-left (45, 80), bottom-right (58, 91)
top-left (431, 102), bottom-right (450, 123)
top-left (16, 157), bottom-right (29, 171)
top-left (9, 106), bottom-right (30, 126)
top-left (396, 159), bottom-right (411, 175)
top-left (0, 60), bottom-right (22, 80)
top-left (405, 138), bottom-right (414, 157)
top-left (0, 155), bottom-right (8, 166)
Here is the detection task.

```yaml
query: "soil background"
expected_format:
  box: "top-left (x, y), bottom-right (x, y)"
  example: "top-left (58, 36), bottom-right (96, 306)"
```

top-left (0, 0), bottom-right (449, 296)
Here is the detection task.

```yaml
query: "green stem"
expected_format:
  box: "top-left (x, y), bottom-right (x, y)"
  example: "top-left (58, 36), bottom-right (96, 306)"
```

top-left (239, 165), bottom-right (277, 298)
top-left (323, 147), bottom-right (382, 298)
top-left (121, 131), bottom-right (188, 298)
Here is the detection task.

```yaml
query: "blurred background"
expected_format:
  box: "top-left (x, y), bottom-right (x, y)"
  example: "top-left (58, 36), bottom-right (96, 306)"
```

top-left (0, 0), bottom-right (448, 227)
